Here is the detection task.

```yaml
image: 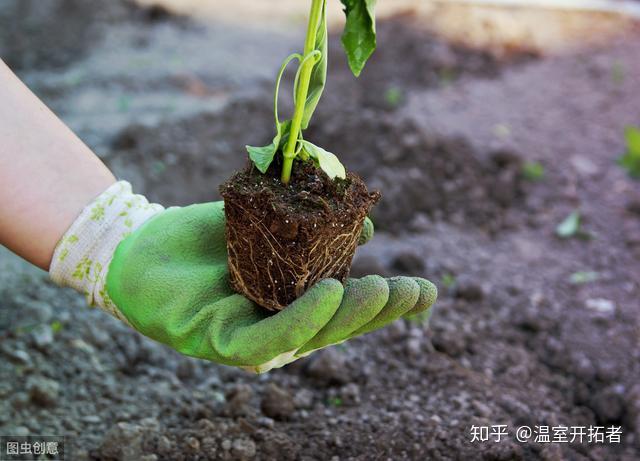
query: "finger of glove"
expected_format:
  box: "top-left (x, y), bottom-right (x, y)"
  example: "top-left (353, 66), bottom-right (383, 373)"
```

top-left (350, 277), bottom-right (420, 337)
top-left (209, 279), bottom-right (344, 366)
top-left (358, 217), bottom-right (374, 246)
top-left (403, 278), bottom-right (438, 318)
top-left (296, 275), bottom-right (389, 355)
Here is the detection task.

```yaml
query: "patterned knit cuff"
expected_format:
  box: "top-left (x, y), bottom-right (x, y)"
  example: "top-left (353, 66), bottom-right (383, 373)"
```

top-left (49, 181), bottom-right (164, 321)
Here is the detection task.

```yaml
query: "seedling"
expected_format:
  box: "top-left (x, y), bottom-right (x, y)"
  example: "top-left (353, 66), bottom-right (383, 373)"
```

top-left (441, 273), bottom-right (456, 290)
top-left (384, 86), bottom-right (404, 108)
top-left (521, 161), bottom-right (545, 181)
top-left (555, 210), bottom-right (581, 239)
top-left (569, 271), bottom-right (600, 285)
top-left (618, 126), bottom-right (640, 179)
top-left (556, 210), bottom-right (592, 240)
top-left (220, 1), bottom-right (381, 310)
top-left (246, 0), bottom-right (378, 185)
top-left (50, 320), bottom-right (63, 334)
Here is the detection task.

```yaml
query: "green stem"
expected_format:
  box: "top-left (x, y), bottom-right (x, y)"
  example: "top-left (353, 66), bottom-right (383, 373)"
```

top-left (281, 0), bottom-right (324, 185)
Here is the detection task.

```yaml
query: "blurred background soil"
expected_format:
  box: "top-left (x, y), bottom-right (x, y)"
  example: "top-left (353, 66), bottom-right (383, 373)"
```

top-left (1, 0), bottom-right (640, 459)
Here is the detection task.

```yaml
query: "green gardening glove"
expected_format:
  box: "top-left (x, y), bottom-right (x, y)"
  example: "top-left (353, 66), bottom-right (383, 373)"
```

top-left (50, 181), bottom-right (437, 373)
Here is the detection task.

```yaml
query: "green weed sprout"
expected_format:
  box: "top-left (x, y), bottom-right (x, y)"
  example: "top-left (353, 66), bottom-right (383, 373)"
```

top-left (246, 0), bottom-right (378, 185)
top-left (619, 126), bottom-right (640, 179)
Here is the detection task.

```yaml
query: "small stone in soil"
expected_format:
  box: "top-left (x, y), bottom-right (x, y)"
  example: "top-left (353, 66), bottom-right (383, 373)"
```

top-left (31, 324), bottom-right (54, 349)
top-left (99, 422), bottom-right (145, 460)
top-left (261, 383), bottom-right (295, 420)
top-left (391, 252), bottom-right (426, 275)
top-left (225, 384), bottom-right (254, 417)
top-left (231, 438), bottom-right (256, 460)
top-left (27, 376), bottom-right (59, 407)
top-left (453, 275), bottom-right (485, 301)
top-left (306, 349), bottom-right (350, 386)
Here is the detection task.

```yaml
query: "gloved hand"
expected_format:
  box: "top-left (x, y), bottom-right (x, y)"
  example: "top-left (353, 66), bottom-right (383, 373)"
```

top-left (51, 181), bottom-right (437, 373)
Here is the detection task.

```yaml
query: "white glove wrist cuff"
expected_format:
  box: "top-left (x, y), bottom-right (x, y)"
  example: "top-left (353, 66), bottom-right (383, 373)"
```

top-left (49, 181), bottom-right (164, 319)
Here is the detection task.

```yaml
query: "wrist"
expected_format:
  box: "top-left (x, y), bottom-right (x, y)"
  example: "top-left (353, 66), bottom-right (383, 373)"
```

top-left (49, 181), bottom-right (164, 319)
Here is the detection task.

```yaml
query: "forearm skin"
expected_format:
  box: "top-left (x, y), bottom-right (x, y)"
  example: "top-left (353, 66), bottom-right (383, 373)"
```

top-left (0, 59), bottom-right (116, 270)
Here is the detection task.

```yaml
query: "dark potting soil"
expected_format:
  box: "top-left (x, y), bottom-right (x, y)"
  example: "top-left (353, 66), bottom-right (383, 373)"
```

top-left (219, 160), bottom-right (380, 310)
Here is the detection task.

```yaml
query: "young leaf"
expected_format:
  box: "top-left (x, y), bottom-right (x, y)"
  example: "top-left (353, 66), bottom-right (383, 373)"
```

top-left (247, 121), bottom-right (292, 174)
top-left (618, 126), bottom-right (640, 179)
top-left (441, 274), bottom-right (456, 289)
top-left (301, 140), bottom-right (346, 180)
top-left (340, 0), bottom-right (377, 77)
top-left (384, 86), bottom-right (404, 107)
top-left (556, 210), bottom-right (581, 238)
top-left (522, 161), bottom-right (545, 181)
top-left (301, 1), bottom-right (328, 130)
top-left (247, 139), bottom-right (279, 174)
top-left (569, 271), bottom-right (600, 285)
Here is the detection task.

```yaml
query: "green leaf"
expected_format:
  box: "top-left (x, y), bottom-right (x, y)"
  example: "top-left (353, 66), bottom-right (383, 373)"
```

top-left (247, 142), bottom-right (279, 174)
top-left (569, 271), bottom-right (600, 285)
top-left (301, 140), bottom-right (346, 180)
top-left (618, 126), bottom-right (640, 179)
top-left (556, 210), bottom-right (581, 238)
top-left (522, 161), bottom-right (545, 181)
top-left (247, 121), bottom-right (292, 174)
top-left (627, 126), bottom-right (640, 154)
top-left (301, 1), bottom-right (328, 130)
top-left (384, 86), bottom-right (404, 107)
top-left (441, 273), bottom-right (456, 289)
top-left (340, 0), bottom-right (377, 77)
top-left (51, 320), bottom-right (63, 334)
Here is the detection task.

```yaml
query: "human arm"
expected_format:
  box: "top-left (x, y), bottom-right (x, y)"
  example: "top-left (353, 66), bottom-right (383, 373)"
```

top-left (0, 58), bottom-right (115, 270)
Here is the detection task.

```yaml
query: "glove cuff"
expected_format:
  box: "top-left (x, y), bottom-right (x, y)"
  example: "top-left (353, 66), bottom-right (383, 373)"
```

top-left (49, 181), bottom-right (164, 320)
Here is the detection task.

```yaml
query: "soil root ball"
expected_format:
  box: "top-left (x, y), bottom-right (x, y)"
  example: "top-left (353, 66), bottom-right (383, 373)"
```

top-left (220, 161), bottom-right (379, 310)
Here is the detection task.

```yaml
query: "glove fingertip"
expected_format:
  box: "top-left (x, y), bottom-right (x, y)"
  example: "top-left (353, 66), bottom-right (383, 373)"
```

top-left (405, 278), bottom-right (438, 317)
top-left (346, 274), bottom-right (389, 304)
top-left (358, 217), bottom-right (374, 246)
top-left (388, 276), bottom-right (421, 307)
top-left (289, 278), bottom-right (344, 317)
top-left (416, 278), bottom-right (438, 308)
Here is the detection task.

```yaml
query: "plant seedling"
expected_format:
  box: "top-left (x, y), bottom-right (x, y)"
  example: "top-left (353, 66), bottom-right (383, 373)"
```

top-left (246, 0), bottom-right (378, 185)
top-left (618, 126), bottom-right (640, 179)
top-left (219, 0), bottom-right (381, 310)
top-left (555, 210), bottom-right (592, 240)
top-left (521, 161), bottom-right (545, 181)
top-left (384, 86), bottom-right (404, 108)
top-left (569, 271), bottom-right (600, 285)
top-left (556, 210), bottom-right (581, 239)
top-left (441, 273), bottom-right (456, 290)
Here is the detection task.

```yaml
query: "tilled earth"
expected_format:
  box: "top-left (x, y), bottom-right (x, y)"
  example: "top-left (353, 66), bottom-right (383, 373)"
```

top-left (1, 1), bottom-right (640, 460)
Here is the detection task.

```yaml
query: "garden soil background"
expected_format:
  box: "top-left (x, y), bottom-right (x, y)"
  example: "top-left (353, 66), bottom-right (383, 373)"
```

top-left (1, 1), bottom-right (640, 460)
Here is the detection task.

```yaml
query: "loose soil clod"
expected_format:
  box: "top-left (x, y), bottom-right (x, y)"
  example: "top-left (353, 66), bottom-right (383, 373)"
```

top-left (220, 160), bottom-right (379, 310)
